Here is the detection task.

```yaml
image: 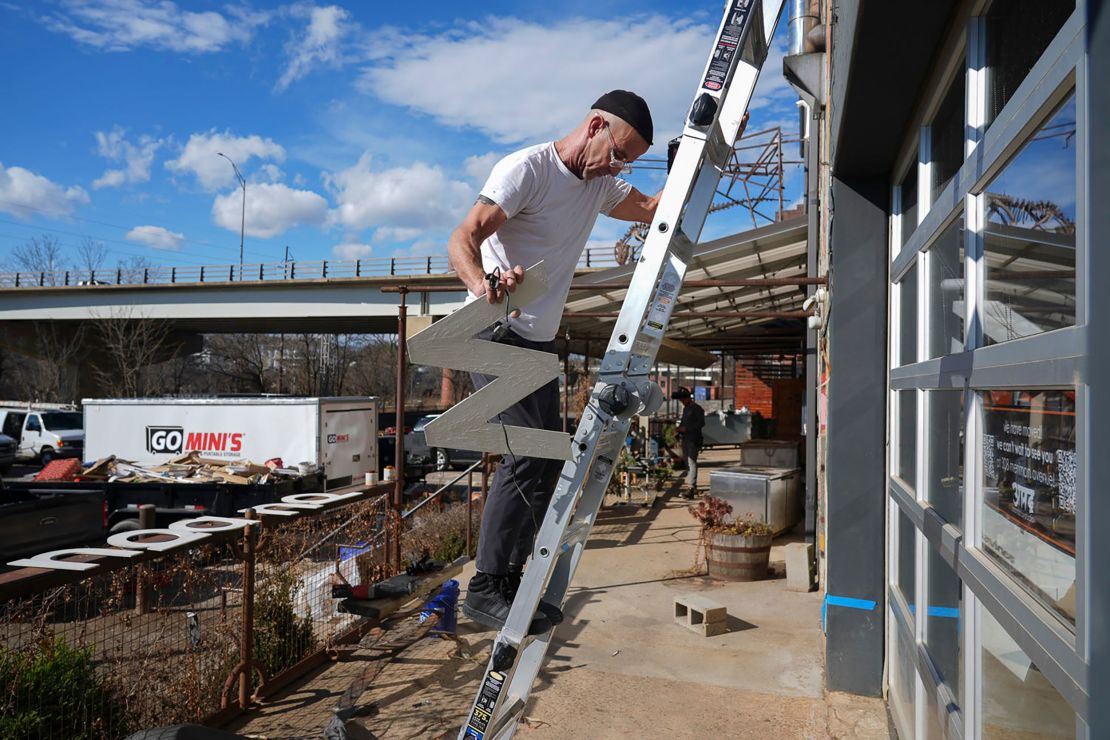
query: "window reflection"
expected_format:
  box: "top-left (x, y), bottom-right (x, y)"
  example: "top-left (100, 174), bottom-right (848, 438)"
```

top-left (927, 391), bottom-right (963, 527)
top-left (926, 548), bottom-right (962, 700)
top-left (899, 263), bottom-right (918, 366)
top-left (982, 94), bottom-right (1076, 345)
top-left (900, 162), bottom-right (919, 246)
top-left (986, 0), bottom-right (1074, 125)
top-left (890, 622), bottom-right (917, 738)
top-left (981, 605), bottom-right (1075, 738)
top-left (927, 220), bottom-right (965, 358)
top-left (981, 389), bottom-right (1076, 626)
top-left (897, 507), bottom-right (916, 607)
top-left (898, 390), bottom-right (917, 487)
top-left (931, 63), bottom-right (966, 204)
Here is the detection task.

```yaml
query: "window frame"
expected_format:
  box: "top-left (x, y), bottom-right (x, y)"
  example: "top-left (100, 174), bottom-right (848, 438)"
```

top-left (885, 5), bottom-right (1088, 737)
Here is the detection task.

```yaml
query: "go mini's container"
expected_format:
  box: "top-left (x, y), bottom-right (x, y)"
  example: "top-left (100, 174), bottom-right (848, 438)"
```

top-left (83, 396), bottom-right (378, 490)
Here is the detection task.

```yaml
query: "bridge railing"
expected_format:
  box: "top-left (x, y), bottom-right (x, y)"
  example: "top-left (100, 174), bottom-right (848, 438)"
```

top-left (0, 245), bottom-right (623, 289)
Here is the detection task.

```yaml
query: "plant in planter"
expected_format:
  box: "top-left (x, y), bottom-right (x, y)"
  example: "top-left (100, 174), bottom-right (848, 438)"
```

top-left (689, 496), bottom-right (774, 581)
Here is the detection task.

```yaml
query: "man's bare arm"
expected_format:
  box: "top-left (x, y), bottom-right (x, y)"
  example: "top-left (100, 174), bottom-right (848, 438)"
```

top-left (447, 196), bottom-right (522, 304)
top-left (608, 187), bottom-right (662, 223)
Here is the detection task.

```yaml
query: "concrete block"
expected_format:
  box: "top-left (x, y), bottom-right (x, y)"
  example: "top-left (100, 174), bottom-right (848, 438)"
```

top-left (674, 593), bottom-right (727, 636)
top-left (785, 542), bottom-right (816, 592)
top-left (695, 620), bottom-right (729, 637)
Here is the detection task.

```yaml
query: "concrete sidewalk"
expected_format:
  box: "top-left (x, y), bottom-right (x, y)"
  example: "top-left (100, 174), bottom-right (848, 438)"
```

top-left (228, 448), bottom-right (892, 739)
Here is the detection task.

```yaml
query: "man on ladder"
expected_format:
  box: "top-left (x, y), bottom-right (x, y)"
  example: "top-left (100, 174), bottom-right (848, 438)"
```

top-left (446, 90), bottom-right (662, 634)
top-left (409, 2), bottom-right (783, 735)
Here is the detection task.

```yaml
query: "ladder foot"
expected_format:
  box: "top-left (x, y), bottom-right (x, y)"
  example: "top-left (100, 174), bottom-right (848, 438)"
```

top-left (462, 601), bottom-right (553, 636)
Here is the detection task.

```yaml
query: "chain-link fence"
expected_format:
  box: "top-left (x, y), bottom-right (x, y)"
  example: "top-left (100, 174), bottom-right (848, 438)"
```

top-left (0, 478), bottom-right (484, 739)
top-left (0, 536), bottom-right (244, 738)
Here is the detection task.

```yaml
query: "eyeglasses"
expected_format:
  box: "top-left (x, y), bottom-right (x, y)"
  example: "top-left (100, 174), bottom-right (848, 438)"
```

top-left (602, 122), bottom-right (632, 173)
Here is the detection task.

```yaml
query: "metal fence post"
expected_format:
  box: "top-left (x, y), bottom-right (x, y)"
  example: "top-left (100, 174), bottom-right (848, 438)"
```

top-left (135, 504), bottom-right (155, 615)
top-left (480, 453), bottom-right (490, 522)
top-left (239, 509), bottom-right (257, 709)
top-left (393, 288), bottom-right (408, 573)
top-left (467, 467), bottom-right (474, 558)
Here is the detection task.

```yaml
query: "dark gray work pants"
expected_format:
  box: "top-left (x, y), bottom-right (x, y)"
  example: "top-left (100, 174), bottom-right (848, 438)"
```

top-left (470, 329), bottom-right (562, 575)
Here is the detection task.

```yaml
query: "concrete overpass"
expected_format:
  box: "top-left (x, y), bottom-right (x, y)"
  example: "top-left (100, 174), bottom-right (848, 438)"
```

top-left (0, 220), bottom-right (809, 370)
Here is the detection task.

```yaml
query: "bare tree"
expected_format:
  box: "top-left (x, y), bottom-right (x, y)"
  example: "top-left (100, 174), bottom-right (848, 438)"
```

top-left (90, 307), bottom-right (173, 397)
top-left (116, 255), bottom-right (155, 285)
top-left (76, 237), bottom-right (109, 279)
top-left (204, 334), bottom-right (275, 392)
top-left (11, 235), bottom-right (67, 285)
top-left (2, 324), bottom-right (86, 402)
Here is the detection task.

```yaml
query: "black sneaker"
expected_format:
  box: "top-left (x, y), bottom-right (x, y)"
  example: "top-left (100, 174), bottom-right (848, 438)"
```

top-left (462, 572), bottom-right (553, 635)
top-left (506, 571), bottom-right (564, 626)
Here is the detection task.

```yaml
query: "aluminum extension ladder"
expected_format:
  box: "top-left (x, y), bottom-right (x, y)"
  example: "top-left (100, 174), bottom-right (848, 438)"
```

top-left (414, 2), bottom-right (785, 736)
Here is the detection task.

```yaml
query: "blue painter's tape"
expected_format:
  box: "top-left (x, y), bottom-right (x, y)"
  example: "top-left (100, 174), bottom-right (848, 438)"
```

top-left (927, 606), bottom-right (960, 619)
top-left (825, 595), bottom-right (878, 611)
top-left (823, 594), bottom-right (877, 634)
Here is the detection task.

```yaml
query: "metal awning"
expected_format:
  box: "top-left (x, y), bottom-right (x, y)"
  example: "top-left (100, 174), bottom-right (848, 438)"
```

top-left (560, 216), bottom-right (809, 363)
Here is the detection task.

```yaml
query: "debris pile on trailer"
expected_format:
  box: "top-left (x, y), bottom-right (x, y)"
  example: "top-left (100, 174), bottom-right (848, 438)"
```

top-left (72, 452), bottom-right (312, 485)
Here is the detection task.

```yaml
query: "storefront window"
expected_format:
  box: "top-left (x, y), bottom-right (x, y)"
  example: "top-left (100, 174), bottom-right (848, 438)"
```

top-left (986, 0), bottom-right (1074, 126)
top-left (981, 389), bottom-right (1076, 626)
top-left (982, 93), bottom-right (1076, 345)
top-left (927, 391), bottom-right (964, 527)
top-left (900, 161), bottom-right (919, 246)
top-left (926, 548), bottom-right (962, 700)
top-left (898, 390), bottom-right (917, 488)
top-left (927, 220), bottom-right (965, 358)
top-left (897, 506), bottom-right (916, 608)
top-left (931, 63), bottom-right (966, 205)
top-left (980, 605), bottom-right (1075, 738)
top-left (899, 262), bottom-right (918, 366)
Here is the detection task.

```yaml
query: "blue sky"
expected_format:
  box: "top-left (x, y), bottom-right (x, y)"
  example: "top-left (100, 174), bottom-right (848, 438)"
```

top-left (0, 0), bottom-right (802, 273)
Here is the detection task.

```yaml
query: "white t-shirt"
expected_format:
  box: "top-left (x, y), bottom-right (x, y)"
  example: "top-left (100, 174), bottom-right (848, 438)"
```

top-left (469, 142), bottom-right (632, 342)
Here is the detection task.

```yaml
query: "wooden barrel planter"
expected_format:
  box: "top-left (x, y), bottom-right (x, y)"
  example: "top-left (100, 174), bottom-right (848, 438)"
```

top-left (705, 530), bottom-right (773, 581)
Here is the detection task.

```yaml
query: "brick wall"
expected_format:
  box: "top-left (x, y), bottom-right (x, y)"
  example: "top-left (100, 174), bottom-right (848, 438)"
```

top-left (734, 362), bottom-right (773, 415)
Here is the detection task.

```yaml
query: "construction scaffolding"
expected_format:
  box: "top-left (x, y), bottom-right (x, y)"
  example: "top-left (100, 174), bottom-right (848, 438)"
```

top-left (612, 124), bottom-right (803, 266)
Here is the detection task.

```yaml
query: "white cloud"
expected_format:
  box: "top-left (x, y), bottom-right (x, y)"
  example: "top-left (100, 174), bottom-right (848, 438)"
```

top-left (359, 16), bottom-right (716, 147)
top-left (256, 163), bottom-right (285, 183)
top-left (393, 238), bottom-right (443, 258)
top-left (324, 152), bottom-right (473, 231)
top-left (0, 162), bottom-right (89, 218)
top-left (463, 152), bottom-right (502, 185)
top-left (40, 0), bottom-right (267, 53)
top-left (166, 130), bottom-right (286, 190)
top-left (276, 4), bottom-right (351, 92)
top-left (92, 127), bottom-right (163, 189)
top-left (372, 226), bottom-right (422, 242)
top-left (212, 182), bottom-right (328, 238)
top-left (331, 241), bottom-right (373, 259)
top-left (126, 224), bottom-right (184, 250)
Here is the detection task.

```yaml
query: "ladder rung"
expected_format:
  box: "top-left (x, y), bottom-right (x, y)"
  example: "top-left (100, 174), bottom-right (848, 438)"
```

top-left (703, 122), bottom-right (734, 167)
top-left (560, 520), bottom-right (590, 549)
top-left (487, 697), bottom-right (525, 738)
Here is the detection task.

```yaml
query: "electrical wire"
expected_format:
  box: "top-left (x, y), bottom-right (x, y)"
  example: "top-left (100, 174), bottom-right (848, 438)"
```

top-left (498, 412), bottom-right (540, 545)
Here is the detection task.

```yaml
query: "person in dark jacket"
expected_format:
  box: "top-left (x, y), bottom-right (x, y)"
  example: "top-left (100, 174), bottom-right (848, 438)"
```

top-left (673, 387), bottom-right (705, 496)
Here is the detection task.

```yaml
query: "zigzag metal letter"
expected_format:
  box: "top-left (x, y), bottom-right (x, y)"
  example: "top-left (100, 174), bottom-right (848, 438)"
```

top-left (407, 261), bottom-right (572, 461)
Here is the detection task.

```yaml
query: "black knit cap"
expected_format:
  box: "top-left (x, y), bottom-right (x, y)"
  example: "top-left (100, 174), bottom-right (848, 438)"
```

top-left (592, 90), bottom-right (653, 145)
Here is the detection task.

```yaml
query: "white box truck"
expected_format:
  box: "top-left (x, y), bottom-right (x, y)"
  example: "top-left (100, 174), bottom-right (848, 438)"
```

top-left (82, 396), bottom-right (378, 490)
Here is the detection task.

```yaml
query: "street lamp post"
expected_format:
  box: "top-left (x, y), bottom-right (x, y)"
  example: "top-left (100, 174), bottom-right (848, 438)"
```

top-left (217, 152), bottom-right (246, 279)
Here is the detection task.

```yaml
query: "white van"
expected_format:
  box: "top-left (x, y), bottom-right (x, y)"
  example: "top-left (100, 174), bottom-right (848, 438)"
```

top-left (0, 408), bottom-right (85, 465)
